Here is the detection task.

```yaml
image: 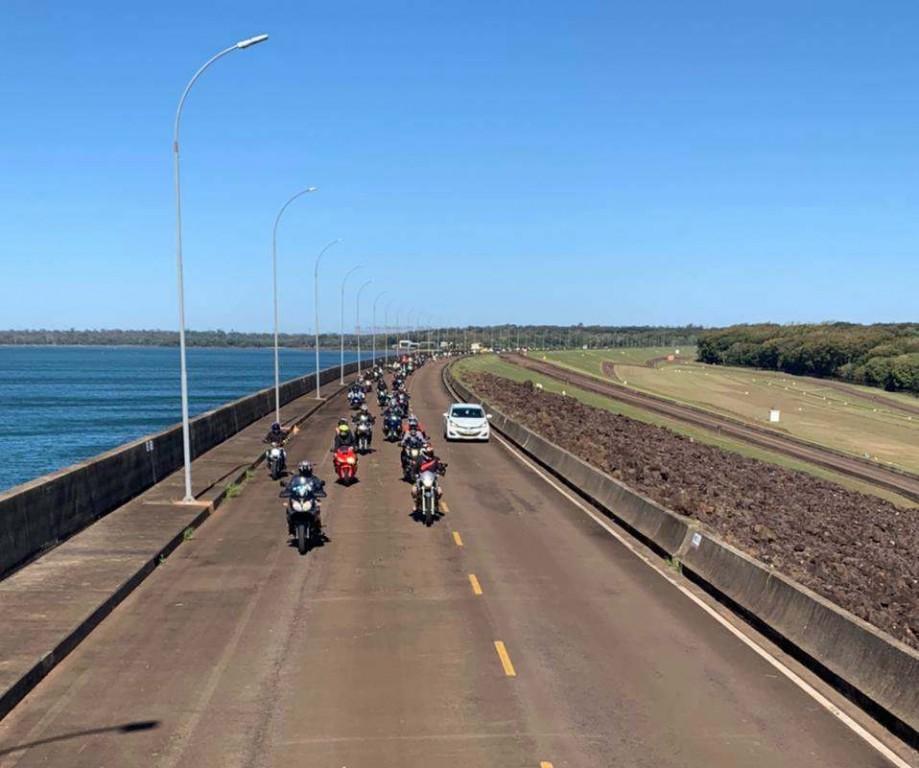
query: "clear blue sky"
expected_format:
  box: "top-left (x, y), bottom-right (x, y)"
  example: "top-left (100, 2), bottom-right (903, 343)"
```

top-left (1, 1), bottom-right (916, 332)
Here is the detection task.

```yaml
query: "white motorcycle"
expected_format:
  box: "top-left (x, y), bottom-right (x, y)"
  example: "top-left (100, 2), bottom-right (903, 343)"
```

top-left (266, 443), bottom-right (287, 481)
top-left (355, 419), bottom-right (373, 454)
top-left (413, 462), bottom-right (447, 527)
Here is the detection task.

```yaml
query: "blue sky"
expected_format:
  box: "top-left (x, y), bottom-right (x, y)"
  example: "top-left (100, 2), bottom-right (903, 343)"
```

top-left (0, 1), bottom-right (916, 332)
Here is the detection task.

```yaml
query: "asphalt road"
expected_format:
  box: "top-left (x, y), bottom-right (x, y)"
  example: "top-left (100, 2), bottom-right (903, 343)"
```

top-left (0, 360), bottom-right (912, 767)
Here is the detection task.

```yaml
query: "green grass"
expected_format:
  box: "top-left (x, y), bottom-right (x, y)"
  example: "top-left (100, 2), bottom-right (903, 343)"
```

top-left (534, 348), bottom-right (919, 475)
top-left (454, 355), bottom-right (917, 508)
top-left (542, 346), bottom-right (695, 373)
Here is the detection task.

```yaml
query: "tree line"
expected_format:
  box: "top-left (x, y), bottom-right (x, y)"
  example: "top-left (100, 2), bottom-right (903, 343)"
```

top-left (0, 325), bottom-right (701, 350)
top-left (697, 323), bottom-right (919, 394)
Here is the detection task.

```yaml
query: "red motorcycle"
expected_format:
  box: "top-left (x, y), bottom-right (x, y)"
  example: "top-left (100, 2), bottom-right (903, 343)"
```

top-left (333, 446), bottom-right (358, 485)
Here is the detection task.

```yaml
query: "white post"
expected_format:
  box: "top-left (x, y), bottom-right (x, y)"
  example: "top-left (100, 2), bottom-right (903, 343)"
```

top-left (172, 34), bottom-right (268, 503)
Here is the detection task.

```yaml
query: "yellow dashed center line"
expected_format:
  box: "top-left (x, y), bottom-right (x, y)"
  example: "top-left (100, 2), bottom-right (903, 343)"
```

top-left (540, 763), bottom-right (555, 768)
top-left (441, 500), bottom-right (450, 513)
top-left (494, 641), bottom-right (517, 676)
top-left (452, 531), bottom-right (464, 547)
top-left (468, 573), bottom-right (483, 595)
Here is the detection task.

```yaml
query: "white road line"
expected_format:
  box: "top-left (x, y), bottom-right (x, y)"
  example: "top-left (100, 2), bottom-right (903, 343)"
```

top-left (490, 431), bottom-right (914, 768)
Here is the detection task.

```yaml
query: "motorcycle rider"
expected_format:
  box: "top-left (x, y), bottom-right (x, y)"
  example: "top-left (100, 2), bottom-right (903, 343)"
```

top-left (403, 414), bottom-right (427, 438)
top-left (411, 444), bottom-right (446, 510)
top-left (352, 403), bottom-right (376, 425)
top-left (293, 460), bottom-right (325, 493)
top-left (286, 460), bottom-right (326, 533)
top-left (400, 424), bottom-right (426, 478)
top-left (352, 404), bottom-right (376, 447)
top-left (331, 419), bottom-right (357, 452)
top-left (264, 421), bottom-right (289, 444)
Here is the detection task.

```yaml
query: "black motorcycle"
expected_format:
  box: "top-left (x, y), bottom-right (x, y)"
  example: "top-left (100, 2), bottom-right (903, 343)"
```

top-left (383, 413), bottom-right (403, 441)
top-left (281, 477), bottom-right (326, 555)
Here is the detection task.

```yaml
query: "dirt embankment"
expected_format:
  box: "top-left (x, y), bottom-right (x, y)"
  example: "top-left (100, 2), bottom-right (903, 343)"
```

top-left (464, 371), bottom-right (919, 650)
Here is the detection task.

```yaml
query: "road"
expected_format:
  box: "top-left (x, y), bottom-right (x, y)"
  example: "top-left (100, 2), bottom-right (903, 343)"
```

top-left (0, 359), bottom-right (912, 767)
top-left (504, 353), bottom-right (919, 505)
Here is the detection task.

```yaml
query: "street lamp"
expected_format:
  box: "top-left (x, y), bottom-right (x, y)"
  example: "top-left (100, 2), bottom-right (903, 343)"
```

top-left (355, 280), bottom-right (373, 375)
top-left (313, 239), bottom-right (341, 399)
top-left (372, 290), bottom-right (388, 364)
top-left (272, 186), bottom-right (317, 423)
top-left (385, 299), bottom-right (397, 358)
top-left (172, 33), bottom-right (269, 503)
top-left (340, 265), bottom-right (363, 384)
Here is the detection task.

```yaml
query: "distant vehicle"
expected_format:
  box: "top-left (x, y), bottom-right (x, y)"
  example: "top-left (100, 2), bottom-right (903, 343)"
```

top-left (443, 403), bottom-right (491, 442)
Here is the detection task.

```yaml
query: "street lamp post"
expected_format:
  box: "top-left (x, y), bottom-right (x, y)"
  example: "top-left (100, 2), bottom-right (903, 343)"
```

top-left (313, 239), bottom-right (341, 399)
top-left (340, 265), bottom-right (363, 384)
top-left (272, 186), bottom-right (317, 423)
top-left (385, 299), bottom-right (397, 359)
top-left (355, 280), bottom-right (373, 375)
top-left (172, 33), bottom-right (268, 503)
top-left (372, 290), bottom-right (388, 365)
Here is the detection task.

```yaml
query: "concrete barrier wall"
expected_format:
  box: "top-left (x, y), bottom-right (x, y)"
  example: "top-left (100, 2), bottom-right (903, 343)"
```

top-left (0, 355), bottom-right (392, 577)
top-left (445, 365), bottom-right (919, 741)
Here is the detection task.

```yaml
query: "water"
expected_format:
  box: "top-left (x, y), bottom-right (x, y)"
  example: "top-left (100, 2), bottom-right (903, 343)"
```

top-left (0, 346), bottom-right (375, 493)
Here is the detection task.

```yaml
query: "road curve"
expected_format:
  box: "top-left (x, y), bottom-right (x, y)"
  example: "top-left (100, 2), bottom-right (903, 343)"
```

top-left (0, 360), bottom-right (912, 767)
top-left (505, 353), bottom-right (919, 505)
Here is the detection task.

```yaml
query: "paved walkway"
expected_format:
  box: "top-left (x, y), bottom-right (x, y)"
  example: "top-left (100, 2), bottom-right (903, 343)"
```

top-left (0, 375), bottom-right (350, 719)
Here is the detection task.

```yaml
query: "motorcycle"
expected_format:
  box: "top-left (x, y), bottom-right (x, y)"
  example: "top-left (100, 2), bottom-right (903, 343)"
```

top-left (348, 390), bottom-right (365, 409)
top-left (377, 389), bottom-right (390, 408)
top-left (266, 443), bottom-right (287, 480)
top-left (414, 463), bottom-right (446, 527)
top-left (355, 419), bottom-right (373, 454)
top-left (333, 446), bottom-right (359, 484)
top-left (281, 477), bottom-right (325, 555)
top-left (401, 444), bottom-right (423, 482)
top-left (383, 413), bottom-right (403, 441)
top-left (361, 377), bottom-right (373, 394)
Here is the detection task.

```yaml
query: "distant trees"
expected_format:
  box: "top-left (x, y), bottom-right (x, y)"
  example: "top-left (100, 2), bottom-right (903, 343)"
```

top-left (698, 323), bottom-right (919, 394)
top-left (0, 325), bottom-right (702, 351)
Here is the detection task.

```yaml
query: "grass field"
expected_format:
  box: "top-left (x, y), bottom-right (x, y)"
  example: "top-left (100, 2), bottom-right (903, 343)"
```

top-left (454, 354), bottom-right (916, 508)
top-left (540, 348), bottom-right (919, 475)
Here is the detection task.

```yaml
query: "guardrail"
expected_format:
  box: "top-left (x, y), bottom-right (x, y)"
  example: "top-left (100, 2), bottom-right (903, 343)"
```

top-left (444, 363), bottom-right (919, 746)
top-left (0, 355), bottom-right (393, 577)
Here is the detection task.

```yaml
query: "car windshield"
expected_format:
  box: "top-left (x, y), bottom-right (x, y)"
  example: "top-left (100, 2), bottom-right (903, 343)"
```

top-left (452, 407), bottom-right (484, 419)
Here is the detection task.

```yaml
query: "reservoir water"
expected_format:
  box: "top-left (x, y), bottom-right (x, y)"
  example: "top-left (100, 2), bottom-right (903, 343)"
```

top-left (0, 346), bottom-right (373, 493)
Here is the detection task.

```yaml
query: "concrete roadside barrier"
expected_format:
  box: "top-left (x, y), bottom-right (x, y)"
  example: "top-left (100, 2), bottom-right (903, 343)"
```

top-left (0, 356), bottom-right (393, 578)
top-left (444, 364), bottom-right (919, 743)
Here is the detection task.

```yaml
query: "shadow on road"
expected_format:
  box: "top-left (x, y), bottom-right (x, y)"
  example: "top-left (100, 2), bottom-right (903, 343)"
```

top-left (408, 510), bottom-right (443, 526)
top-left (286, 532), bottom-right (330, 552)
top-left (0, 720), bottom-right (160, 757)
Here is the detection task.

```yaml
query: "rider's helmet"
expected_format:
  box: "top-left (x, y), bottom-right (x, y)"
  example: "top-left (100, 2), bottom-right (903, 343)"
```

top-left (338, 421), bottom-right (351, 435)
top-left (407, 416), bottom-right (419, 430)
top-left (297, 460), bottom-right (313, 477)
top-left (360, 403), bottom-right (370, 414)
top-left (271, 421), bottom-right (282, 432)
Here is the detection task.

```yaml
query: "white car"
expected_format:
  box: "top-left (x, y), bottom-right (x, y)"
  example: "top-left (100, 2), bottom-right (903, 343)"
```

top-left (443, 403), bottom-right (492, 442)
